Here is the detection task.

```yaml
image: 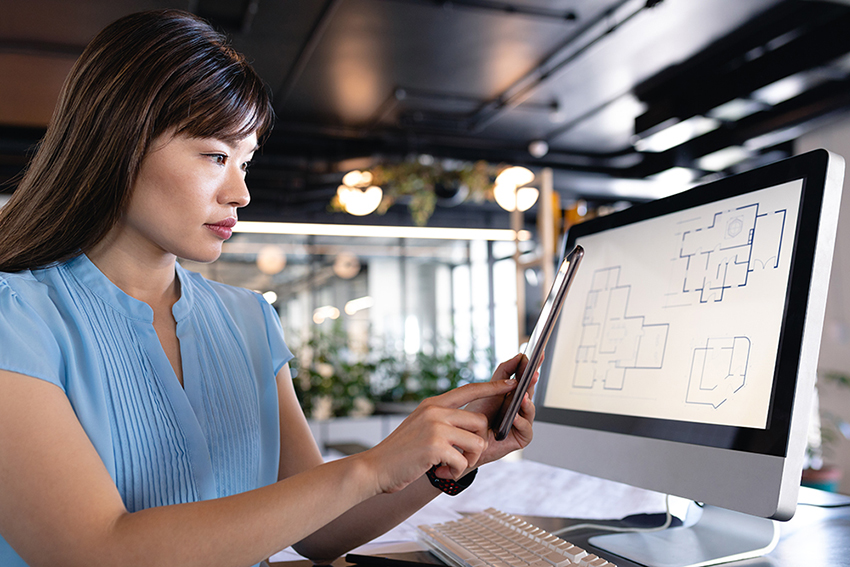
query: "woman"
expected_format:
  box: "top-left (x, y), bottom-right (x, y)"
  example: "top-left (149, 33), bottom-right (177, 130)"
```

top-left (0, 9), bottom-right (535, 567)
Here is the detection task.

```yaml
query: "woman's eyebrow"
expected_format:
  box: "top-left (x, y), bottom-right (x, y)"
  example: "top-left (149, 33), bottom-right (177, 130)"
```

top-left (222, 140), bottom-right (259, 153)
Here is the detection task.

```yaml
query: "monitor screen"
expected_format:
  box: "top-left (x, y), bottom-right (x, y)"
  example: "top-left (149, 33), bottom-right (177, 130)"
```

top-left (544, 179), bottom-right (799, 432)
top-left (524, 149), bottom-right (844, 531)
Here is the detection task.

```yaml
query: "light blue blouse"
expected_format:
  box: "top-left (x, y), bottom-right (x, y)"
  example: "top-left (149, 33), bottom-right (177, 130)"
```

top-left (0, 254), bottom-right (293, 566)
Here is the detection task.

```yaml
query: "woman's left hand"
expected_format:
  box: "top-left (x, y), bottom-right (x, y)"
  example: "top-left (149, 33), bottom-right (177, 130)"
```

top-left (463, 353), bottom-right (537, 468)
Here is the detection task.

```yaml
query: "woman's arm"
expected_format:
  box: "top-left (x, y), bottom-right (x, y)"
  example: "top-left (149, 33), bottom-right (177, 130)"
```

top-left (0, 369), bottom-right (375, 567)
top-left (281, 354), bottom-right (536, 562)
top-left (274, 365), bottom-right (442, 561)
top-left (0, 366), bottom-right (518, 567)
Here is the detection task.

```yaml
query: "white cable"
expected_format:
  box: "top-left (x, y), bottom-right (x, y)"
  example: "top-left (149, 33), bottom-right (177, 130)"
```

top-left (551, 494), bottom-right (673, 537)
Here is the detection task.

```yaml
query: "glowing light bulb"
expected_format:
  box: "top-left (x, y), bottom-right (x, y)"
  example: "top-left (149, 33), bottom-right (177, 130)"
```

top-left (337, 185), bottom-right (383, 216)
top-left (495, 166), bottom-right (534, 188)
top-left (516, 186), bottom-right (539, 211)
top-left (493, 183), bottom-right (517, 211)
top-left (256, 245), bottom-right (286, 274)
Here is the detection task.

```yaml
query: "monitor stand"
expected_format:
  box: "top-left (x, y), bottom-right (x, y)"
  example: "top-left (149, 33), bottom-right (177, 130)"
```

top-left (588, 503), bottom-right (780, 567)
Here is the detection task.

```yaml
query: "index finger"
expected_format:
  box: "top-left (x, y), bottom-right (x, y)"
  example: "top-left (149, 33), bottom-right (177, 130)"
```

top-left (491, 353), bottom-right (525, 382)
top-left (432, 379), bottom-right (518, 409)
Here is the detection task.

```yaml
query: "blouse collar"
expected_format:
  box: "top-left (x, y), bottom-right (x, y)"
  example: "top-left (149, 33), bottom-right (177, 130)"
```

top-left (65, 254), bottom-right (194, 323)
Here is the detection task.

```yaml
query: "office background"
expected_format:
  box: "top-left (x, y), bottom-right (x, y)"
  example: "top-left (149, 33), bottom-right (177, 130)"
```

top-left (2, 0), bottom-right (850, 492)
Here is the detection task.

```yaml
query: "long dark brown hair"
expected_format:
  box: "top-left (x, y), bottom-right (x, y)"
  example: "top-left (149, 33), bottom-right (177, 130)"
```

top-left (0, 9), bottom-right (274, 272)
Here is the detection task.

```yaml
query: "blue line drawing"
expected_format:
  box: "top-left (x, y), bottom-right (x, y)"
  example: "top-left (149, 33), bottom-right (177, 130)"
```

top-left (685, 337), bottom-right (751, 409)
top-left (574, 267), bottom-right (669, 390)
top-left (665, 203), bottom-right (787, 306)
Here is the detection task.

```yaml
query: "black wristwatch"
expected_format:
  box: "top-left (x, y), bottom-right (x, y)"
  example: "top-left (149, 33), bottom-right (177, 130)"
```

top-left (426, 465), bottom-right (478, 495)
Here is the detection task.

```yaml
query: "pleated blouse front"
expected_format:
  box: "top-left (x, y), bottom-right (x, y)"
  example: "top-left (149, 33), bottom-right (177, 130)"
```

top-left (0, 254), bottom-right (293, 566)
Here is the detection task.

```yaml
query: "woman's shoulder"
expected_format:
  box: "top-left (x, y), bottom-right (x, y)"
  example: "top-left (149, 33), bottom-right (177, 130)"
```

top-left (0, 265), bottom-right (59, 307)
top-left (0, 265), bottom-right (67, 387)
top-left (0, 263), bottom-right (83, 338)
top-left (0, 267), bottom-right (40, 286)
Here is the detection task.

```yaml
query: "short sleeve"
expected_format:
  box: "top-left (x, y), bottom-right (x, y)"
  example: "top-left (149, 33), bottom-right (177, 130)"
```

top-left (0, 278), bottom-right (64, 390)
top-left (257, 296), bottom-right (294, 376)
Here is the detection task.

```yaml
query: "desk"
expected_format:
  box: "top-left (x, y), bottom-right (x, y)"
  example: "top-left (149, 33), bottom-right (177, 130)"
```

top-left (268, 459), bottom-right (850, 567)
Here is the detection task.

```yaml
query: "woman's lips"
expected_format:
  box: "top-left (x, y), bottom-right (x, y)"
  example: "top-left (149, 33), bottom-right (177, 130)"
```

top-left (205, 217), bottom-right (237, 240)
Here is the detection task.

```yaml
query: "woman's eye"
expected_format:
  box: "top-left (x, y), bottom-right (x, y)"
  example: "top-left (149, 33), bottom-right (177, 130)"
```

top-left (241, 160), bottom-right (252, 173)
top-left (206, 153), bottom-right (228, 166)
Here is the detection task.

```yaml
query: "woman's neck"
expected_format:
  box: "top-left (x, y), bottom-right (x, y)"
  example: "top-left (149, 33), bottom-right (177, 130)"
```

top-left (85, 234), bottom-right (180, 307)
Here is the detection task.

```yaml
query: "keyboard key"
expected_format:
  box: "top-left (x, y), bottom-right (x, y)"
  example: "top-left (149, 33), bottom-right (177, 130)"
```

top-left (416, 510), bottom-right (615, 567)
top-left (561, 545), bottom-right (588, 563)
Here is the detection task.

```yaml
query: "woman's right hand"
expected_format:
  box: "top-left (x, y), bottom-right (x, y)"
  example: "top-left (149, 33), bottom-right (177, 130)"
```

top-left (359, 379), bottom-right (519, 495)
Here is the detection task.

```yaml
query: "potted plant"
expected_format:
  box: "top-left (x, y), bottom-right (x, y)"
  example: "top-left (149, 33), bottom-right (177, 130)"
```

top-left (371, 341), bottom-right (482, 414)
top-left (802, 370), bottom-right (850, 492)
top-left (290, 321), bottom-right (376, 420)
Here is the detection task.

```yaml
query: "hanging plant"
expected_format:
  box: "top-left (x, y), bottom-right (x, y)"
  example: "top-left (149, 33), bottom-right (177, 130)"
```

top-left (332, 158), bottom-right (501, 226)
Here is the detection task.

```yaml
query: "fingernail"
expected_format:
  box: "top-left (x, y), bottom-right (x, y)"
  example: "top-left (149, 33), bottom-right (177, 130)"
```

top-left (506, 378), bottom-right (517, 385)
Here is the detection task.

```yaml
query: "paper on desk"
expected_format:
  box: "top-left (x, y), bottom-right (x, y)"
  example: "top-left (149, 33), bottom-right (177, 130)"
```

top-left (447, 458), bottom-right (667, 519)
top-left (269, 458), bottom-right (666, 562)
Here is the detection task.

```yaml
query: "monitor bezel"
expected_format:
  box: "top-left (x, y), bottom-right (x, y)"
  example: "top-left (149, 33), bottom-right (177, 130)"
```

top-left (534, 149), bottom-right (832, 459)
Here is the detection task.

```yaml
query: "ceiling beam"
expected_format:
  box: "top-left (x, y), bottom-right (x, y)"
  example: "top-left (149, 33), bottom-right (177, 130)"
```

top-left (275, 0), bottom-right (343, 106)
top-left (634, 0), bottom-right (850, 135)
top-left (382, 0), bottom-right (577, 22)
top-left (466, 0), bottom-right (642, 133)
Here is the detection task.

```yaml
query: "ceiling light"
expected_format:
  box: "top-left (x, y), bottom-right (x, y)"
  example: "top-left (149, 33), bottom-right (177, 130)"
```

top-left (752, 74), bottom-right (807, 106)
top-left (708, 98), bottom-right (766, 122)
top-left (494, 183), bottom-right (517, 211)
top-left (256, 245), bottom-right (287, 274)
top-left (494, 184), bottom-right (539, 212)
top-left (646, 167), bottom-right (698, 198)
top-left (634, 116), bottom-right (719, 153)
top-left (649, 166), bottom-right (697, 184)
top-left (495, 166), bottom-right (535, 188)
top-left (235, 221), bottom-right (531, 241)
top-left (313, 305), bottom-right (340, 324)
top-left (342, 169), bottom-right (372, 187)
top-left (697, 146), bottom-right (752, 172)
top-left (516, 186), bottom-right (539, 211)
top-left (744, 124), bottom-right (808, 151)
top-left (336, 184), bottom-right (383, 216)
top-left (528, 140), bottom-right (549, 158)
top-left (494, 166), bottom-right (538, 212)
top-left (333, 252), bottom-right (361, 279)
top-left (344, 296), bottom-right (374, 315)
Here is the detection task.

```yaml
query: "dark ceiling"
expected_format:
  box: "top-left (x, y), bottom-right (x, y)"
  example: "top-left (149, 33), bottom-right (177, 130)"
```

top-left (3, 0), bottom-right (850, 227)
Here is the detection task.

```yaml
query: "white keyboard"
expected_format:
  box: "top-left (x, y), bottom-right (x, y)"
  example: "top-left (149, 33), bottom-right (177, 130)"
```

top-left (416, 508), bottom-right (616, 567)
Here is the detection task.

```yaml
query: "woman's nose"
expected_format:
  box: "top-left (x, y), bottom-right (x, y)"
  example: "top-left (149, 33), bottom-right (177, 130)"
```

top-left (221, 169), bottom-right (251, 208)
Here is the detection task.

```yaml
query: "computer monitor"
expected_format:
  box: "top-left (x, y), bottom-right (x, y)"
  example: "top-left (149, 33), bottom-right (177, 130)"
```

top-left (523, 149), bottom-right (844, 567)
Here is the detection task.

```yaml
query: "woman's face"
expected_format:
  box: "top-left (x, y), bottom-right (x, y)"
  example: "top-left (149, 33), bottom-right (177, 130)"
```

top-left (121, 131), bottom-right (257, 264)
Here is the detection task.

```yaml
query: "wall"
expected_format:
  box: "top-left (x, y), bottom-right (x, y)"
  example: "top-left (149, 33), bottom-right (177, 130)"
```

top-left (797, 113), bottom-right (850, 493)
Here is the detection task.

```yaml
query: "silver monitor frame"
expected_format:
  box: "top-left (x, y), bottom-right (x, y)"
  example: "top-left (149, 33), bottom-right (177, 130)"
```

top-left (525, 149), bottom-right (844, 522)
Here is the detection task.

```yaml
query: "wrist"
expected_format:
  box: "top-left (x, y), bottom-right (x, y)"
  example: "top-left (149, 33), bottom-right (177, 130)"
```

top-left (347, 451), bottom-right (384, 499)
top-left (425, 466), bottom-right (478, 496)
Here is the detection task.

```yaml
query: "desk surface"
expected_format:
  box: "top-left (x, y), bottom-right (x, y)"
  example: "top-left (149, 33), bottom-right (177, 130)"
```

top-left (268, 459), bottom-right (850, 567)
top-left (500, 491), bottom-right (850, 567)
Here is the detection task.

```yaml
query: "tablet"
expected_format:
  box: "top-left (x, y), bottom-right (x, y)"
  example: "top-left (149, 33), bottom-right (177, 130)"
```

top-left (493, 245), bottom-right (584, 441)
